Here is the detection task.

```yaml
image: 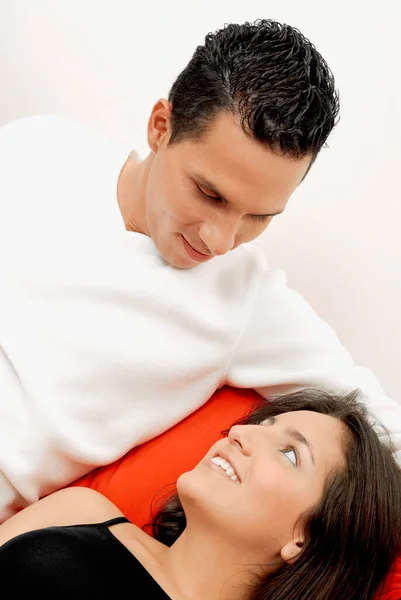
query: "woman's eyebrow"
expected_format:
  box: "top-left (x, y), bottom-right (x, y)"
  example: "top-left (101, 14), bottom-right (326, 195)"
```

top-left (264, 416), bottom-right (315, 465)
top-left (285, 427), bottom-right (315, 465)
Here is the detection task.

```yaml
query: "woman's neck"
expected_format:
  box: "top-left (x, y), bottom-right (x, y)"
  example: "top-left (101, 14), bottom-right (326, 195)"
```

top-left (155, 526), bottom-right (270, 600)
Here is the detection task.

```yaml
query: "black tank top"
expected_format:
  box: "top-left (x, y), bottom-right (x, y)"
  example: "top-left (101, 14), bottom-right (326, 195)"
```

top-left (0, 516), bottom-right (171, 598)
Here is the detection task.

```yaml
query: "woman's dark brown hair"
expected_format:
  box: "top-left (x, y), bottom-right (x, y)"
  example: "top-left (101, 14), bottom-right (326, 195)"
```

top-left (150, 389), bottom-right (401, 600)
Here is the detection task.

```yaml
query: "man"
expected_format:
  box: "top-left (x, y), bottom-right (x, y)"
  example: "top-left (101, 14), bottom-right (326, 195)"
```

top-left (0, 19), bottom-right (399, 521)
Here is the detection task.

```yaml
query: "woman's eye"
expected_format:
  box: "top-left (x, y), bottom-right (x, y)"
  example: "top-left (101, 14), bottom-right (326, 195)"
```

top-left (281, 447), bottom-right (298, 467)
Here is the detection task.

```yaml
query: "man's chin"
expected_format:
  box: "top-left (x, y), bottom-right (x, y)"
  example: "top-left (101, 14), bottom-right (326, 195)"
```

top-left (158, 247), bottom-right (199, 269)
top-left (168, 256), bottom-right (199, 270)
top-left (156, 233), bottom-right (208, 269)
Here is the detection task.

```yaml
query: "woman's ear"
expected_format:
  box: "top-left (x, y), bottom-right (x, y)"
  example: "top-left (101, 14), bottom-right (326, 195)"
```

top-left (147, 99), bottom-right (172, 153)
top-left (280, 539), bottom-right (304, 564)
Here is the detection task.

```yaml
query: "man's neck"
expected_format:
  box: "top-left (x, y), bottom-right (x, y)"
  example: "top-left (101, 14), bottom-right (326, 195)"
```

top-left (117, 152), bottom-right (152, 236)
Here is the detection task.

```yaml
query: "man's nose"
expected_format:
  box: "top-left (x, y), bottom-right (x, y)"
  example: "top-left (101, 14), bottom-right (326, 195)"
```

top-left (199, 218), bottom-right (239, 256)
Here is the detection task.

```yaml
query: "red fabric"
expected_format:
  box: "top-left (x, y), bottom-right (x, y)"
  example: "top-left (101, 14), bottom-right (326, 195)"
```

top-left (380, 559), bottom-right (401, 599)
top-left (69, 385), bottom-right (401, 597)
top-left (69, 386), bottom-right (260, 527)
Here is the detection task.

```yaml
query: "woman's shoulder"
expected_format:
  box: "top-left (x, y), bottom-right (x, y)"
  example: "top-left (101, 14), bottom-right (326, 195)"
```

top-left (36, 486), bottom-right (126, 526)
top-left (46, 486), bottom-right (124, 517)
top-left (0, 487), bottom-right (124, 547)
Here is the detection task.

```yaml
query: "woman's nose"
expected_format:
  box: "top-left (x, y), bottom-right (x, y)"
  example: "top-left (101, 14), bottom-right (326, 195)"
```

top-left (228, 425), bottom-right (252, 455)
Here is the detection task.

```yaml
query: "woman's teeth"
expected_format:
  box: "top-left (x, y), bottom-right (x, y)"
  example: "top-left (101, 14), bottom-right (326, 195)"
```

top-left (211, 456), bottom-right (240, 483)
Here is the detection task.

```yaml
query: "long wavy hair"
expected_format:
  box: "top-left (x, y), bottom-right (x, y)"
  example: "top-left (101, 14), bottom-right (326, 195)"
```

top-left (150, 389), bottom-right (401, 600)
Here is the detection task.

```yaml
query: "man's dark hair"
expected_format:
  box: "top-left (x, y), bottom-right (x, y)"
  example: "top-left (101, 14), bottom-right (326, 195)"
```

top-left (168, 19), bottom-right (340, 162)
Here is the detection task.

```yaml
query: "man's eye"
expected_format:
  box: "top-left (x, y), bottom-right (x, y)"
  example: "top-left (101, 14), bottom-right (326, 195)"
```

top-left (281, 446), bottom-right (298, 467)
top-left (251, 214), bottom-right (272, 223)
top-left (196, 184), bottom-right (221, 202)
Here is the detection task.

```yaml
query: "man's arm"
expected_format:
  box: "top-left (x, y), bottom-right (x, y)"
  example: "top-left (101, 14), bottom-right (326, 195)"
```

top-left (227, 267), bottom-right (401, 461)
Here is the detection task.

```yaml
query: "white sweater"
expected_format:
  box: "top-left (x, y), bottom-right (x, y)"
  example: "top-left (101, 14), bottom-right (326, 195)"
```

top-left (0, 115), bottom-right (400, 520)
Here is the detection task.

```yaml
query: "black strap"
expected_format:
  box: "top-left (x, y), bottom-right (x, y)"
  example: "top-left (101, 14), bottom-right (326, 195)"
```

top-left (98, 516), bottom-right (131, 527)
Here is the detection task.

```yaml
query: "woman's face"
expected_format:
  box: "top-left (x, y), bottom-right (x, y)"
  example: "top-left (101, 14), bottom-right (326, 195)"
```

top-left (177, 410), bottom-right (348, 560)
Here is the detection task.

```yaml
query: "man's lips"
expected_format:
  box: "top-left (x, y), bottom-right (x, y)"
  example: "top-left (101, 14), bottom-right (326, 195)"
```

top-left (181, 235), bottom-right (213, 262)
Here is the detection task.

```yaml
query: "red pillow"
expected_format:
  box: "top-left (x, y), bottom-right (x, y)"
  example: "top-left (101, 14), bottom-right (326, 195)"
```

top-left (70, 386), bottom-right (260, 527)
top-left (69, 385), bottom-right (401, 598)
top-left (381, 566), bottom-right (401, 600)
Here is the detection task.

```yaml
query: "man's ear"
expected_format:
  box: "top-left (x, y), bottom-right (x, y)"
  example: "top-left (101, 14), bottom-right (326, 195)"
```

top-left (280, 538), bottom-right (304, 564)
top-left (147, 98), bottom-right (172, 153)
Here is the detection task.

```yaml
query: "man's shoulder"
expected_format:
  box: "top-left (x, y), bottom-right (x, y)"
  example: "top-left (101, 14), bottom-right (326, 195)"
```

top-left (0, 114), bottom-right (92, 164)
top-left (1, 113), bottom-right (78, 139)
top-left (0, 114), bottom-right (115, 157)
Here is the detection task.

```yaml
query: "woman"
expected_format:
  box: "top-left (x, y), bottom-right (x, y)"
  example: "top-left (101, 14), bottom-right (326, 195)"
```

top-left (0, 389), bottom-right (400, 599)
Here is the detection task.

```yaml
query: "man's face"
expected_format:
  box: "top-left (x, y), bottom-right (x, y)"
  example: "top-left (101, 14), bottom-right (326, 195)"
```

top-left (145, 108), bottom-right (311, 269)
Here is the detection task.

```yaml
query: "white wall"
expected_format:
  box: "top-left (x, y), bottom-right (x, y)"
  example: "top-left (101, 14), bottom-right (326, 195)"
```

top-left (1, 0), bottom-right (400, 399)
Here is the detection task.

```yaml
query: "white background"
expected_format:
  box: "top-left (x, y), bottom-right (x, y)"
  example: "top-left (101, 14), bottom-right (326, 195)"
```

top-left (1, 0), bottom-right (400, 399)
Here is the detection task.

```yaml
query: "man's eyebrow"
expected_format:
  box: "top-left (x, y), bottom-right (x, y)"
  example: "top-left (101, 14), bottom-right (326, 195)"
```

top-left (265, 417), bottom-right (315, 465)
top-left (193, 173), bottom-right (284, 218)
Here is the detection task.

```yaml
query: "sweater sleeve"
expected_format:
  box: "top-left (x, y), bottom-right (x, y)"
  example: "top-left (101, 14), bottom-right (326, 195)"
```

top-left (227, 267), bottom-right (401, 462)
